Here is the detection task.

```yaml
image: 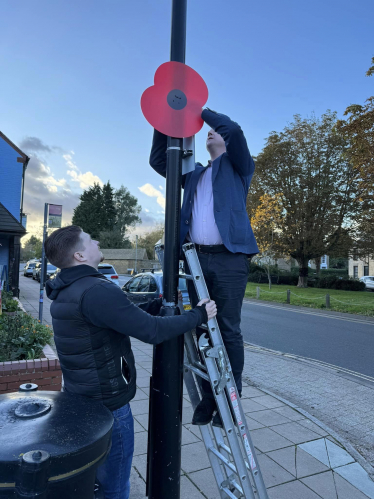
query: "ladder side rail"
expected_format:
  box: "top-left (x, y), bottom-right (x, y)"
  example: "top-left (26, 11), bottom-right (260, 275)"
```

top-left (183, 243), bottom-right (269, 499)
top-left (201, 345), bottom-right (256, 499)
top-left (183, 354), bottom-right (228, 499)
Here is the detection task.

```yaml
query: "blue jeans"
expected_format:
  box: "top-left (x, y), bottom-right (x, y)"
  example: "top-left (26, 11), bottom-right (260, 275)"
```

top-left (96, 403), bottom-right (134, 499)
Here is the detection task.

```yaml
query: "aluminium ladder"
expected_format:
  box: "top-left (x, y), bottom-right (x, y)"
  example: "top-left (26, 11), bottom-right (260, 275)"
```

top-left (154, 242), bottom-right (268, 498)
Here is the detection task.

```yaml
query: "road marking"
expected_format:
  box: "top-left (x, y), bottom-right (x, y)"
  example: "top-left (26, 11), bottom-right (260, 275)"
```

top-left (244, 342), bottom-right (374, 385)
top-left (243, 300), bottom-right (374, 326)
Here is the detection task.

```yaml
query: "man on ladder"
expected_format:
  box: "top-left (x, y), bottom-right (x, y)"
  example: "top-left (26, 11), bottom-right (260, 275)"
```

top-left (150, 107), bottom-right (258, 427)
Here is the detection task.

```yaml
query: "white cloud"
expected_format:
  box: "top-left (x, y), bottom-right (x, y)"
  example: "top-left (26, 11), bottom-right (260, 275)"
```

top-left (67, 170), bottom-right (103, 189)
top-left (159, 185), bottom-right (164, 191)
top-left (63, 153), bottom-right (78, 171)
top-left (138, 183), bottom-right (165, 209)
top-left (145, 208), bottom-right (150, 212)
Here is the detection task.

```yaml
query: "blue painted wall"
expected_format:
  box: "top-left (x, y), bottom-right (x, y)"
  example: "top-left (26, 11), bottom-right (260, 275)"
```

top-left (0, 136), bottom-right (23, 221)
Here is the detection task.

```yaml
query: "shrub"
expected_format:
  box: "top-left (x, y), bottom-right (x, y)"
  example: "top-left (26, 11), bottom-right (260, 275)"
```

top-left (1, 290), bottom-right (21, 313)
top-left (315, 276), bottom-right (365, 291)
top-left (0, 313), bottom-right (52, 361)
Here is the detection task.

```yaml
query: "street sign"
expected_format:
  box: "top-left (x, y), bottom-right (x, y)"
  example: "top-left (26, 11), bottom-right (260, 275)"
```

top-left (48, 204), bottom-right (62, 228)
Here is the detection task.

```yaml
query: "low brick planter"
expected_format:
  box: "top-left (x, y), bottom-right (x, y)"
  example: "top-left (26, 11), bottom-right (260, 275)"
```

top-left (0, 345), bottom-right (62, 394)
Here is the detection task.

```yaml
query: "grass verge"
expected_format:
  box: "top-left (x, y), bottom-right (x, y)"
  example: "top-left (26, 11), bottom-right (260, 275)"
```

top-left (245, 283), bottom-right (374, 317)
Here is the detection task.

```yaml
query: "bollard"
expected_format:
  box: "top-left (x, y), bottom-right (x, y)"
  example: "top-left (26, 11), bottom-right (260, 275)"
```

top-left (287, 289), bottom-right (290, 304)
top-left (326, 294), bottom-right (330, 308)
top-left (256, 286), bottom-right (260, 299)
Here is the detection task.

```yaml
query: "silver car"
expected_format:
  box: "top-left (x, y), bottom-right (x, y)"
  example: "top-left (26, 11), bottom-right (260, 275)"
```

top-left (24, 261), bottom-right (38, 277)
top-left (359, 276), bottom-right (374, 291)
top-left (98, 263), bottom-right (121, 287)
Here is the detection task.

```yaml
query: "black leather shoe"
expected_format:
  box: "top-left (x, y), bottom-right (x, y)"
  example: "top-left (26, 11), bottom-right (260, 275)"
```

top-left (212, 411), bottom-right (223, 428)
top-left (192, 398), bottom-right (216, 425)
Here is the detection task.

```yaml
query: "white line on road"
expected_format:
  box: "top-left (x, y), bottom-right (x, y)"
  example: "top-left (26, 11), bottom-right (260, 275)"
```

top-left (243, 299), bottom-right (374, 327)
top-left (244, 342), bottom-right (374, 385)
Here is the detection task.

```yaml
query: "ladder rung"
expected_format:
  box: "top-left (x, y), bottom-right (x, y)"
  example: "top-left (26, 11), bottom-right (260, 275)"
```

top-left (184, 363), bottom-right (210, 381)
top-left (209, 447), bottom-right (238, 475)
top-left (221, 487), bottom-right (239, 499)
top-left (217, 442), bottom-right (251, 472)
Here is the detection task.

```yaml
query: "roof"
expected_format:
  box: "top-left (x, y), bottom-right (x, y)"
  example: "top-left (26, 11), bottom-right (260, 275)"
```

top-left (101, 248), bottom-right (148, 260)
top-left (0, 202), bottom-right (27, 235)
top-left (0, 131), bottom-right (30, 165)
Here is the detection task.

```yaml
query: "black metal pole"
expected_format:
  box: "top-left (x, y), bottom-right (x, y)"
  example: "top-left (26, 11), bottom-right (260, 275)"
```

top-left (38, 203), bottom-right (48, 322)
top-left (147, 1), bottom-right (187, 497)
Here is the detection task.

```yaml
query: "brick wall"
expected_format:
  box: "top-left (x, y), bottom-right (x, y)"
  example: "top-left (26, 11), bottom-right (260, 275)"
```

top-left (105, 259), bottom-right (161, 274)
top-left (0, 356), bottom-right (62, 394)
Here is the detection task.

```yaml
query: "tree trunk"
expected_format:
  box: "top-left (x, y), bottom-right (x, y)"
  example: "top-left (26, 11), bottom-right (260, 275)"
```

top-left (297, 259), bottom-right (309, 287)
top-left (267, 265), bottom-right (271, 290)
top-left (315, 257), bottom-right (321, 277)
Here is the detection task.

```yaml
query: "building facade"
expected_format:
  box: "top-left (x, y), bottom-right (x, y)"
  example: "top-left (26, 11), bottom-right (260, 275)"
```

top-left (0, 132), bottom-right (29, 296)
top-left (348, 255), bottom-right (374, 279)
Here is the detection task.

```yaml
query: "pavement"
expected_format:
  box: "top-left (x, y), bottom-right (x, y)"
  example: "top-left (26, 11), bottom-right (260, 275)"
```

top-left (18, 273), bottom-right (374, 498)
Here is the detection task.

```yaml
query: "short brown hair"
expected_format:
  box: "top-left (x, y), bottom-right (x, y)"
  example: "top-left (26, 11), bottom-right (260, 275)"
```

top-left (44, 225), bottom-right (84, 269)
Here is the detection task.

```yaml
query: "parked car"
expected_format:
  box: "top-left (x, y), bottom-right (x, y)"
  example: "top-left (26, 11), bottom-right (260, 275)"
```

top-left (36, 264), bottom-right (58, 282)
top-left (23, 260), bottom-right (39, 277)
top-left (32, 262), bottom-right (42, 280)
top-left (98, 263), bottom-right (120, 287)
top-left (122, 270), bottom-right (191, 310)
top-left (359, 276), bottom-right (374, 291)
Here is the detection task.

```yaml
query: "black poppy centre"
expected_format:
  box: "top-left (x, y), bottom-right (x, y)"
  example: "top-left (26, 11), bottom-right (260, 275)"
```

top-left (167, 89), bottom-right (187, 110)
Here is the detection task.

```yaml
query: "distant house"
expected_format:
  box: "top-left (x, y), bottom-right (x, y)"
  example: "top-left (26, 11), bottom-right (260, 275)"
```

top-left (348, 253), bottom-right (374, 279)
top-left (0, 132), bottom-right (29, 296)
top-left (101, 248), bottom-right (160, 274)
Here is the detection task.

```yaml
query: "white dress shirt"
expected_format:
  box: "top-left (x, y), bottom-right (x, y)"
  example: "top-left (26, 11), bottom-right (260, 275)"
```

top-left (188, 158), bottom-right (223, 245)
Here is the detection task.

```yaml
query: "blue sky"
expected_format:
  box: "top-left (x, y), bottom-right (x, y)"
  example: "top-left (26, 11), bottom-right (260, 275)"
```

top-left (1, 0), bottom-right (373, 237)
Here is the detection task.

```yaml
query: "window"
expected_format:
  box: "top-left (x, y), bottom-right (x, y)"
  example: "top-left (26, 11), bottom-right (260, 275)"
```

top-left (353, 266), bottom-right (359, 279)
top-left (128, 276), bottom-right (142, 292)
top-left (98, 266), bottom-right (115, 275)
top-left (138, 276), bottom-right (150, 292)
top-left (364, 266), bottom-right (369, 276)
top-left (149, 278), bottom-right (158, 293)
top-left (353, 249), bottom-right (358, 261)
top-left (321, 256), bottom-right (326, 264)
top-left (47, 265), bottom-right (57, 271)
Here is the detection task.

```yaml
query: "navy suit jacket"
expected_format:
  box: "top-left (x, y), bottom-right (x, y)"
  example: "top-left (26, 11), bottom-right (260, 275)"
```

top-left (149, 108), bottom-right (259, 256)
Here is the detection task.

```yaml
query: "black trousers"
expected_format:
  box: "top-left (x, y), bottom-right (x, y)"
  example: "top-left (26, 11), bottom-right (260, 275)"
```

top-left (185, 250), bottom-right (250, 399)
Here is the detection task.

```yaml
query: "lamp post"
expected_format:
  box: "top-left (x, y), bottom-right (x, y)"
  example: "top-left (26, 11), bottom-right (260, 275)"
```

top-left (135, 235), bottom-right (138, 274)
top-left (147, 1), bottom-right (187, 497)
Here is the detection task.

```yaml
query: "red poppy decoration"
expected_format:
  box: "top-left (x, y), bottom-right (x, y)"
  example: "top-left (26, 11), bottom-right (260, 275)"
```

top-left (141, 62), bottom-right (208, 138)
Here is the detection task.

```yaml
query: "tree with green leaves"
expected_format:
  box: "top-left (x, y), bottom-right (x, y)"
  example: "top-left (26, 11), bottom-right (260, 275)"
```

top-left (72, 183), bottom-right (104, 239)
top-left (336, 57), bottom-right (374, 196)
top-left (136, 225), bottom-right (164, 260)
top-left (253, 111), bottom-right (359, 287)
top-left (21, 235), bottom-right (43, 261)
top-left (251, 193), bottom-right (284, 288)
top-left (72, 183), bottom-right (142, 247)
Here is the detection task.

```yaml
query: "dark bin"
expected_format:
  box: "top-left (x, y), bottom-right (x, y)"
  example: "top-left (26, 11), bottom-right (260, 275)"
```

top-left (0, 388), bottom-right (113, 499)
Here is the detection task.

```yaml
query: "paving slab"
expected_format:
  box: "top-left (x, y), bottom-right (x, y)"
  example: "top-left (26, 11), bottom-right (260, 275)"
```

top-left (334, 472), bottom-right (373, 499)
top-left (180, 475), bottom-right (205, 498)
top-left (267, 479), bottom-right (322, 498)
top-left (250, 427), bottom-right (293, 452)
top-left (301, 471), bottom-right (338, 499)
top-left (188, 468), bottom-right (220, 499)
top-left (249, 408), bottom-right (291, 427)
top-left (267, 446), bottom-right (297, 476)
top-left (271, 421), bottom-right (321, 444)
top-left (296, 447), bottom-right (330, 478)
top-left (257, 452), bottom-right (295, 488)
top-left (325, 438), bottom-right (355, 468)
top-left (335, 462), bottom-right (374, 499)
top-left (181, 441), bottom-right (211, 473)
